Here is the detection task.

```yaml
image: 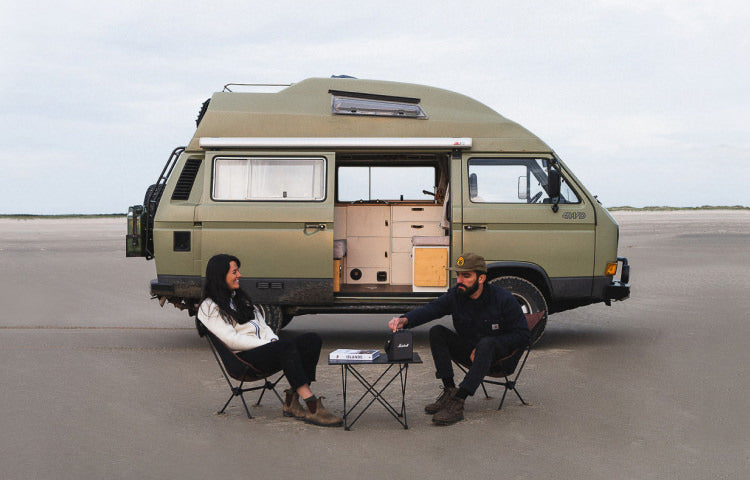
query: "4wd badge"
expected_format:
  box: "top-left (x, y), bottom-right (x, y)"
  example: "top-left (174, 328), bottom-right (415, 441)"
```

top-left (562, 212), bottom-right (587, 220)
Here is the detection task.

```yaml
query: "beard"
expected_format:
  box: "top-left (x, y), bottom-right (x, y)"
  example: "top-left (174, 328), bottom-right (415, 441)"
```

top-left (457, 280), bottom-right (480, 298)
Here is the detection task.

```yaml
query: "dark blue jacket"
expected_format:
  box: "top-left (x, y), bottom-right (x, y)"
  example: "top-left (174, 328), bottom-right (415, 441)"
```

top-left (404, 283), bottom-right (530, 348)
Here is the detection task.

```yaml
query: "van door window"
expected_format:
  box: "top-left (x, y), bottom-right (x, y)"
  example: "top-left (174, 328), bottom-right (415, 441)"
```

top-left (468, 158), bottom-right (580, 204)
top-left (213, 156), bottom-right (326, 201)
top-left (337, 166), bottom-right (436, 202)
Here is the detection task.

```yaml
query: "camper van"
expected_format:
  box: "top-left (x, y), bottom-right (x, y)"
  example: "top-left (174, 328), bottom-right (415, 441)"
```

top-left (127, 77), bottom-right (630, 333)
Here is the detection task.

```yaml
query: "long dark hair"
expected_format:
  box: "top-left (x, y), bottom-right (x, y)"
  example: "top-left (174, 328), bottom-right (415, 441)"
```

top-left (201, 254), bottom-right (255, 325)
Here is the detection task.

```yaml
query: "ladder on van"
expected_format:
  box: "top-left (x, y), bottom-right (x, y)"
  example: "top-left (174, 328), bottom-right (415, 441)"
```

top-left (143, 146), bottom-right (185, 259)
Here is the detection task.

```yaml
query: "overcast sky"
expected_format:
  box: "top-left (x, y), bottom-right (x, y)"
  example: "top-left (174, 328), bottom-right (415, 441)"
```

top-left (1, 0), bottom-right (748, 214)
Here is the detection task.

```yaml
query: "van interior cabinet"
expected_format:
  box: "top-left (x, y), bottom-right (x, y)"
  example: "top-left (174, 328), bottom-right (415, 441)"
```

top-left (343, 206), bottom-right (390, 284)
top-left (334, 204), bottom-right (447, 290)
top-left (391, 206), bottom-right (444, 285)
top-left (413, 246), bottom-right (449, 292)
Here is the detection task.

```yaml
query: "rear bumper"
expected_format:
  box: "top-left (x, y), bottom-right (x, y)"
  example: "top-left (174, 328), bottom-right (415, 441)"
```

top-left (605, 256), bottom-right (630, 302)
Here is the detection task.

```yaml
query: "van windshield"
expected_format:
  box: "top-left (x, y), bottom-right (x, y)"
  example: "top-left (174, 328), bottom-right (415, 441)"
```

top-left (337, 166), bottom-right (436, 202)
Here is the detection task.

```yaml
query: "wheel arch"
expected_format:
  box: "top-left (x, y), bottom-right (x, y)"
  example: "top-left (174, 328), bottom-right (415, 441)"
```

top-left (486, 262), bottom-right (552, 306)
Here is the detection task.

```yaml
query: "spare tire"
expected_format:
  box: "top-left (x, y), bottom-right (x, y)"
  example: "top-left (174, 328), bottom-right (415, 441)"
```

top-left (144, 184), bottom-right (165, 215)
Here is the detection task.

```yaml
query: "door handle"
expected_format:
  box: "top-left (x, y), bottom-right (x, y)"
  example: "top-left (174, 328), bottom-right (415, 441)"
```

top-left (464, 225), bottom-right (487, 231)
top-left (305, 223), bottom-right (326, 231)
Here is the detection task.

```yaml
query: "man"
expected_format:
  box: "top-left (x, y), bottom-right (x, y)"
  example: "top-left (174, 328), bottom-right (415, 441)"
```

top-left (388, 253), bottom-right (530, 425)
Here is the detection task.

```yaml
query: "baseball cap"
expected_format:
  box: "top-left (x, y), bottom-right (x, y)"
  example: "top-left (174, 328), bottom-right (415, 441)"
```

top-left (447, 252), bottom-right (487, 273)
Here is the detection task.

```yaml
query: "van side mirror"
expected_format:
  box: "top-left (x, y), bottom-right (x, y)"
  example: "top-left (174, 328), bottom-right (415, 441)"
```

top-left (548, 169), bottom-right (561, 212)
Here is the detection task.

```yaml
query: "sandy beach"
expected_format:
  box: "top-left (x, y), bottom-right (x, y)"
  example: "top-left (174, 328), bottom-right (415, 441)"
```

top-left (1, 210), bottom-right (749, 479)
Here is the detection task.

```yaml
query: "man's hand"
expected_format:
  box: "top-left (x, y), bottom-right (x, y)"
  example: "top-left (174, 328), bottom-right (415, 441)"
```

top-left (470, 348), bottom-right (476, 362)
top-left (388, 316), bottom-right (408, 332)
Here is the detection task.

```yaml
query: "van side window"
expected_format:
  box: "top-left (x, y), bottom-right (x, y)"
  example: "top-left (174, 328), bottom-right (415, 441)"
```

top-left (468, 158), bottom-right (580, 204)
top-left (337, 166), bottom-right (436, 202)
top-left (213, 157), bottom-right (326, 201)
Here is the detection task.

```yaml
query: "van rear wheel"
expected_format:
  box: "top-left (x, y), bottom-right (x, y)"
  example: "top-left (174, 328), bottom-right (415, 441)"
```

top-left (488, 276), bottom-right (548, 340)
top-left (256, 304), bottom-right (292, 335)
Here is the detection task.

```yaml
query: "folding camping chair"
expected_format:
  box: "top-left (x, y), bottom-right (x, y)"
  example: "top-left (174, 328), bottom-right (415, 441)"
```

top-left (196, 319), bottom-right (285, 418)
top-left (455, 311), bottom-right (547, 410)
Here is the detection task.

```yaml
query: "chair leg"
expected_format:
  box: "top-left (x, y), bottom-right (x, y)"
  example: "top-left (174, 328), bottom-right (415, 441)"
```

top-left (238, 390), bottom-right (252, 419)
top-left (511, 385), bottom-right (527, 406)
top-left (479, 380), bottom-right (490, 399)
top-left (218, 393), bottom-right (234, 415)
top-left (218, 383), bottom-right (254, 419)
top-left (255, 374), bottom-right (285, 406)
top-left (498, 384), bottom-right (509, 410)
top-left (497, 380), bottom-right (527, 410)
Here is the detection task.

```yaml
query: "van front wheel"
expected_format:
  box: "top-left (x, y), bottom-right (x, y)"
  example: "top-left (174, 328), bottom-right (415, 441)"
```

top-left (488, 276), bottom-right (548, 337)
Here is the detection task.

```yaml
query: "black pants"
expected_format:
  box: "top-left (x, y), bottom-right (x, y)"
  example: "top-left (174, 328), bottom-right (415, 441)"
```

top-left (429, 325), bottom-right (524, 395)
top-left (237, 333), bottom-right (322, 391)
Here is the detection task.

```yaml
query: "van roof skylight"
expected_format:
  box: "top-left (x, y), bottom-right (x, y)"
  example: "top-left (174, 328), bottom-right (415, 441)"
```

top-left (329, 90), bottom-right (427, 119)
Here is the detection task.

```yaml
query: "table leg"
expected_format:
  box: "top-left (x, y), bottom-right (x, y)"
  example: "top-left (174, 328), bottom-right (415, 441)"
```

top-left (340, 365), bottom-right (349, 430)
top-left (341, 362), bottom-right (411, 430)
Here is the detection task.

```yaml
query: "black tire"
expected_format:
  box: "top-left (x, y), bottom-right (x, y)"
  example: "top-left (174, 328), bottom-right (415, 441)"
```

top-left (280, 314), bottom-right (294, 330)
top-left (143, 183), bottom-right (165, 215)
top-left (488, 275), bottom-right (548, 342)
top-left (256, 304), bottom-right (293, 335)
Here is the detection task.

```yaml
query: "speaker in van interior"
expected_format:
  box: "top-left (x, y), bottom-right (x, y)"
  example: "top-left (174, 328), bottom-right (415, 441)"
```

top-left (350, 268), bottom-right (362, 281)
top-left (377, 271), bottom-right (387, 282)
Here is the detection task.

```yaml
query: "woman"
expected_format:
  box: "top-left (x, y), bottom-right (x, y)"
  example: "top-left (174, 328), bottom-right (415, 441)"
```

top-left (197, 253), bottom-right (342, 427)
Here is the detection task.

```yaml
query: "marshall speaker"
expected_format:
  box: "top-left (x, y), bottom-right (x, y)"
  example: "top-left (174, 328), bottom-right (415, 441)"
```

top-left (384, 329), bottom-right (413, 361)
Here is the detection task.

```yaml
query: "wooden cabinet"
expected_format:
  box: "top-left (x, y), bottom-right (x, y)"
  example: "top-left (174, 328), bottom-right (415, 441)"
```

top-left (336, 204), bottom-right (448, 287)
top-left (345, 206), bottom-right (390, 283)
top-left (391, 206), bottom-right (444, 285)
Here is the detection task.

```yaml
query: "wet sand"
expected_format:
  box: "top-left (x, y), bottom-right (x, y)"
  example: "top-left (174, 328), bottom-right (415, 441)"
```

top-left (1, 211), bottom-right (749, 479)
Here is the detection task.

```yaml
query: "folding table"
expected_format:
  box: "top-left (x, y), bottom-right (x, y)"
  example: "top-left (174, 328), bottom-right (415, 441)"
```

top-left (329, 353), bottom-right (422, 430)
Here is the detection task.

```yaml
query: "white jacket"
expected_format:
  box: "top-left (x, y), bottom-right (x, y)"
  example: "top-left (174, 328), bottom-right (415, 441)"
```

top-left (197, 298), bottom-right (278, 352)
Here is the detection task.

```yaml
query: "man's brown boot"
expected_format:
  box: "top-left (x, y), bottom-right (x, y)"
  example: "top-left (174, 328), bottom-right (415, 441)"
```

top-left (432, 395), bottom-right (465, 426)
top-left (424, 387), bottom-right (458, 414)
top-left (283, 389), bottom-right (306, 419)
top-left (303, 397), bottom-right (343, 427)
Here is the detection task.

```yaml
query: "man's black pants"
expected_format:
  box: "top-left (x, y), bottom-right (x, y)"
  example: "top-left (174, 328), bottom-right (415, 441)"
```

top-left (429, 325), bottom-right (525, 395)
top-left (237, 333), bottom-right (322, 390)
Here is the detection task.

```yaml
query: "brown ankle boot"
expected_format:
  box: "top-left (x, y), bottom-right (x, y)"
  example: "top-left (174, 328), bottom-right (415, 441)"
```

top-left (303, 397), bottom-right (343, 427)
top-left (283, 389), bottom-right (306, 419)
top-left (432, 395), bottom-right (465, 426)
top-left (425, 387), bottom-right (458, 414)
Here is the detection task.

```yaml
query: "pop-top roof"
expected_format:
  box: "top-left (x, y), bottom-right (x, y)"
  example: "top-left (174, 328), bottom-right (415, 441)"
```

top-left (187, 77), bottom-right (550, 153)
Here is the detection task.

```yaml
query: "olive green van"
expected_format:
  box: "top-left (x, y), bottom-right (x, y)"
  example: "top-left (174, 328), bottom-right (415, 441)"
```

top-left (127, 77), bottom-right (630, 333)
